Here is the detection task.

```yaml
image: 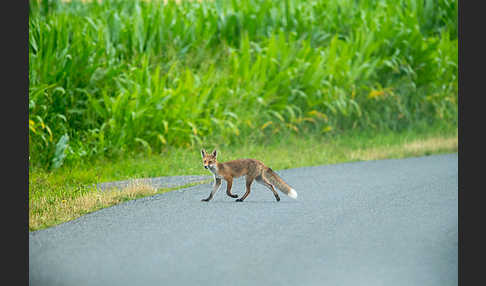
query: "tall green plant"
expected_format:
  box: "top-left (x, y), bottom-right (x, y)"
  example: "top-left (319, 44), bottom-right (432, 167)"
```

top-left (29, 0), bottom-right (458, 169)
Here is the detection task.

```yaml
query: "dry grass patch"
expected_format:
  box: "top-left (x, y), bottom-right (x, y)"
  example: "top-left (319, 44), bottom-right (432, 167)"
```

top-left (30, 180), bottom-right (158, 231)
top-left (349, 136), bottom-right (458, 161)
top-left (402, 137), bottom-right (458, 153)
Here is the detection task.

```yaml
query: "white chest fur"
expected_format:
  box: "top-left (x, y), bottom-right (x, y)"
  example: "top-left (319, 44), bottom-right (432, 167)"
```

top-left (208, 165), bottom-right (222, 178)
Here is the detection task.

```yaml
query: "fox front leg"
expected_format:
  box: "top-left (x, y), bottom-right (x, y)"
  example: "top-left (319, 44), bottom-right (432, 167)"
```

top-left (225, 177), bottom-right (238, 198)
top-left (202, 177), bottom-right (222, 202)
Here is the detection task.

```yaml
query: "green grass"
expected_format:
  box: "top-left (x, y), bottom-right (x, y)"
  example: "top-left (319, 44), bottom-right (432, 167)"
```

top-left (29, 0), bottom-right (458, 169)
top-left (29, 124), bottom-right (457, 231)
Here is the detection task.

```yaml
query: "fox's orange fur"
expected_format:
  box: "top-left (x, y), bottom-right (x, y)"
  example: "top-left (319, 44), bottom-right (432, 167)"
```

top-left (200, 149), bottom-right (298, 202)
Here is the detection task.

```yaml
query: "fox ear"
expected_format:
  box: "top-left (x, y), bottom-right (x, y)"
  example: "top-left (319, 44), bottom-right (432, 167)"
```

top-left (201, 149), bottom-right (206, 158)
top-left (211, 149), bottom-right (217, 158)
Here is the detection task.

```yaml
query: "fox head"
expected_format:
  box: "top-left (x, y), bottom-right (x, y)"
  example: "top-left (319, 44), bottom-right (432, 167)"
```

top-left (201, 149), bottom-right (218, 170)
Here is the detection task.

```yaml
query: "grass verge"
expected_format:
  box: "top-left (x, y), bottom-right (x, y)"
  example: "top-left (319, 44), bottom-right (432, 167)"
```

top-left (29, 180), bottom-right (209, 232)
top-left (29, 126), bottom-right (457, 231)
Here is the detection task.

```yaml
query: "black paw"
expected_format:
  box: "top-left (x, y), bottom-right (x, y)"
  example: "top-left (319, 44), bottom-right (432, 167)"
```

top-left (231, 194), bottom-right (238, 198)
top-left (201, 198), bottom-right (210, 202)
top-left (275, 196), bottom-right (280, 202)
top-left (235, 198), bottom-right (244, 202)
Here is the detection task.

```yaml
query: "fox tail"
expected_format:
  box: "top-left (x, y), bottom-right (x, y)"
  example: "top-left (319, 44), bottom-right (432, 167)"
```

top-left (263, 168), bottom-right (298, 199)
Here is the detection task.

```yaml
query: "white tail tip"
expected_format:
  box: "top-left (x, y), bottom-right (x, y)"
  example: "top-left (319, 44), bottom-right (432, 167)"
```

top-left (288, 188), bottom-right (298, 199)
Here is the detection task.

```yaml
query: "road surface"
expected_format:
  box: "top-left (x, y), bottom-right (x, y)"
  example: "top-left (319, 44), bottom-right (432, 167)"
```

top-left (29, 154), bottom-right (458, 286)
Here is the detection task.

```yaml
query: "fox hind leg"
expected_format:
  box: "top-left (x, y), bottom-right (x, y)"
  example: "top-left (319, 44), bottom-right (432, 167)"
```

top-left (256, 176), bottom-right (280, 202)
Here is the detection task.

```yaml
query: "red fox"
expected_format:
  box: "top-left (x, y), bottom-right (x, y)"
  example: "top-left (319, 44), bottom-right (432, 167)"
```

top-left (200, 149), bottom-right (298, 202)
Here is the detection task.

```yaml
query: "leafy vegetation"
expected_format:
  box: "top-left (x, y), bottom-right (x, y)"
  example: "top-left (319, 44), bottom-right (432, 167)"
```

top-left (29, 0), bottom-right (457, 170)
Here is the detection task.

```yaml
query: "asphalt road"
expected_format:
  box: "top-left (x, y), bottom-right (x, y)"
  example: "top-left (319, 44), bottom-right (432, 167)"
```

top-left (29, 154), bottom-right (458, 286)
